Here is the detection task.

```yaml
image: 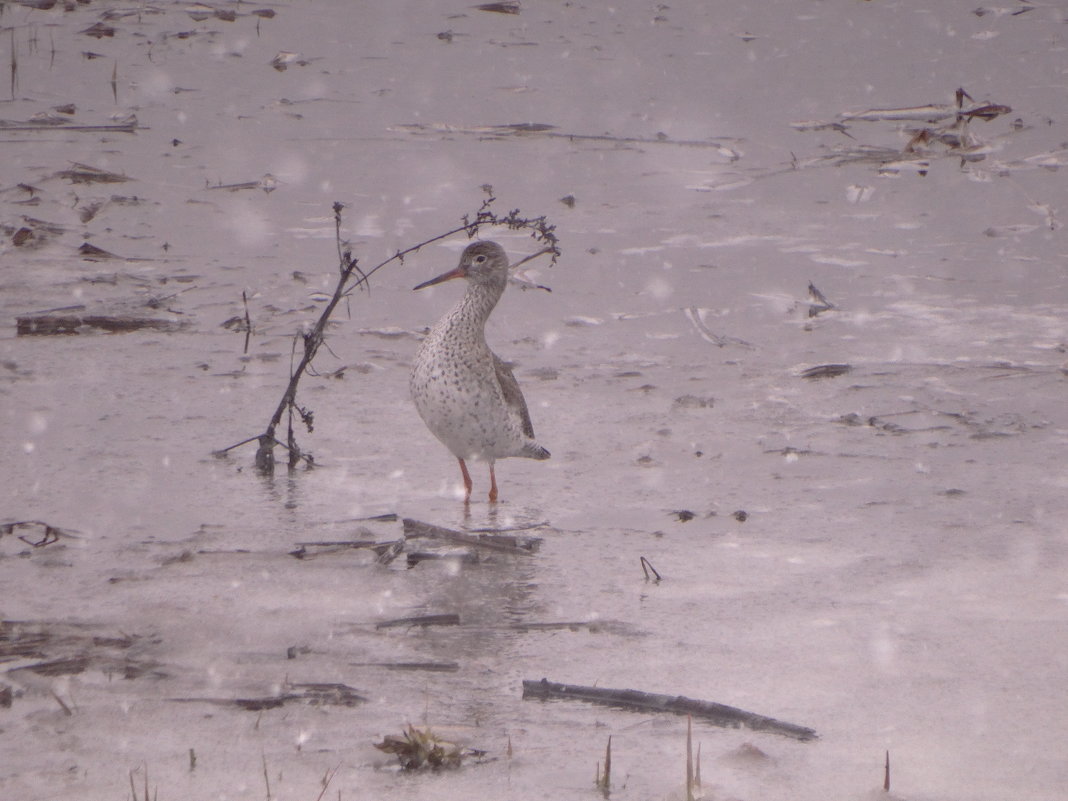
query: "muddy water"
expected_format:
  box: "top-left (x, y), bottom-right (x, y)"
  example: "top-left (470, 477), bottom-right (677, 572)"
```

top-left (2, 2), bottom-right (1067, 800)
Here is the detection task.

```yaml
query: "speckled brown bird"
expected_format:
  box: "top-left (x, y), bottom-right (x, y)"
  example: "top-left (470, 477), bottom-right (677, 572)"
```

top-left (410, 241), bottom-right (550, 503)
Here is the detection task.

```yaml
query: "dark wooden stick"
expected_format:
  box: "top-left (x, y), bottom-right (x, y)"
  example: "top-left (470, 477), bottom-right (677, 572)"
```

top-left (522, 678), bottom-right (818, 741)
top-left (640, 556), bottom-right (662, 581)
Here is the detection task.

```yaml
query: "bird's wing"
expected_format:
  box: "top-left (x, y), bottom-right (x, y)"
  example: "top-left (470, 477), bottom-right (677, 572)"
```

top-left (492, 351), bottom-right (536, 439)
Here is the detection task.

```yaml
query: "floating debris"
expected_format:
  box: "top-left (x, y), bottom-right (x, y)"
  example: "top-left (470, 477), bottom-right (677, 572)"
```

top-left (800, 364), bottom-right (852, 380)
top-left (10, 655), bottom-right (90, 677)
top-left (878, 158), bottom-right (931, 177)
top-left (983, 223), bottom-right (1040, 238)
top-left (80, 22), bottom-right (116, 39)
top-left (840, 90), bottom-right (1011, 123)
top-left (793, 88), bottom-right (1014, 175)
top-left (0, 520), bottom-right (79, 547)
top-left (789, 119), bottom-right (853, 136)
top-left (172, 682), bottom-right (365, 711)
top-left (269, 51), bottom-right (310, 71)
top-left (78, 242), bottom-right (121, 260)
top-left (973, 5), bottom-right (1035, 16)
top-left (392, 121), bottom-right (741, 151)
top-left (288, 538), bottom-right (380, 559)
top-left (4, 216), bottom-right (66, 248)
top-left (17, 307), bottom-right (188, 336)
top-left (206, 174), bottom-right (278, 193)
top-left (672, 394), bottom-right (714, 409)
top-left (406, 549), bottom-right (479, 568)
top-left (55, 163), bottom-right (131, 184)
top-left (474, 2), bottom-right (520, 14)
top-left (186, 4), bottom-right (213, 21)
top-left (684, 306), bottom-right (754, 348)
top-left (186, 3), bottom-right (235, 22)
top-left (402, 518), bottom-right (541, 555)
top-left (841, 104), bottom-right (960, 123)
top-left (350, 661), bottom-right (460, 672)
top-left (374, 724), bottom-right (485, 770)
top-left (806, 281), bottom-right (837, 317)
top-left (0, 619), bottom-right (159, 688)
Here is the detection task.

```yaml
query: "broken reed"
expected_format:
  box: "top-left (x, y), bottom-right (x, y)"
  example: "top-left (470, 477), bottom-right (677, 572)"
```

top-left (10, 28), bottom-right (16, 99)
top-left (595, 735), bottom-right (612, 796)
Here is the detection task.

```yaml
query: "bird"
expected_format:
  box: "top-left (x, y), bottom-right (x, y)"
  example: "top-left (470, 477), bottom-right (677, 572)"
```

top-left (410, 240), bottom-right (550, 503)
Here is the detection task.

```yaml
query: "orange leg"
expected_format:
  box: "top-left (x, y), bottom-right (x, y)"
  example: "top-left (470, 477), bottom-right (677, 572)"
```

top-left (457, 458), bottom-right (473, 501)
top-left (488, 464), bottom-right (499, 503)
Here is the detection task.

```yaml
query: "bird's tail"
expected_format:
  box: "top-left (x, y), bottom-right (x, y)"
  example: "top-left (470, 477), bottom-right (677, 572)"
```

top-left (524, 442), bottom-right (551, 460)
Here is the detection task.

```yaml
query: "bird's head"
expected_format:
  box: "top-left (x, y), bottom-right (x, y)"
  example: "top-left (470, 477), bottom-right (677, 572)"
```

top-left (414, 241), bottom-right (509, 290)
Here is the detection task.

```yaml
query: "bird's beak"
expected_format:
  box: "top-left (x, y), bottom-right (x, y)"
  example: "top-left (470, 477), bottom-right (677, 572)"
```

top-left (414, 267), bottom-right (469, 292)
top-left (413, 265), bottom-right (467, 291)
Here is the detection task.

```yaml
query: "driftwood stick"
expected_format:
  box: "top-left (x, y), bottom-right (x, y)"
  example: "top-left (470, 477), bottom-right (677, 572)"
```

top-left (17, 314), bottom-right (188, 336)
top-left (349, 661), bottom-right (460, 672)
top-left (0, 122), bottom-right (140, 133)
top-left (402, 518), bottom-right (538, 555)
top-left (521, 678), bottom-right (818, 741)
top-left (294, 539), bottom-right (379, 548)
top-left (375, 613), bottom-right (460, 630)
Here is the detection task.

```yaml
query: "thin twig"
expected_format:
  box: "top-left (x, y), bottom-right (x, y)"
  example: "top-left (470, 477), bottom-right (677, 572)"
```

top-left (510, 247), bottom-right (553, 270)
top-left (341, 194), bottom-right (559, 298)
top-left (9, 29), bottom-right (17, 100)
top-left (50, 689), bottom-right (72, 716)
top-left (213, 434), bottom-right (293, 457)
top-left (640, 556), bottom-right (662, 582)
top-left (241, 290), bottom-right (252, 354)
top-left (314, 763), bottom-right (342, 801)
top-left (686, 716), bottom-right (694, 801)
top-left (262, 753), bottom-right (271, 801)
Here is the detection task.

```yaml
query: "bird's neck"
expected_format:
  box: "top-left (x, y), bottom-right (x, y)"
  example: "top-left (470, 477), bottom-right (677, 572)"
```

top-left (450, 277), bottom-right (506, 331)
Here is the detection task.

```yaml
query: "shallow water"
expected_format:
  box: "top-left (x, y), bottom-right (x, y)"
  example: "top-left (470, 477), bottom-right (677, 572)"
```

top-left (2, 1), bottom-right (1067, 799)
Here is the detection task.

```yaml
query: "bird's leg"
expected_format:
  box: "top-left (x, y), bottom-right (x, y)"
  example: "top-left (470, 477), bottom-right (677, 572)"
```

top-left (488, 464), bottom-right (499, 503)
top-left (457, 458), bottom-right (473, 501)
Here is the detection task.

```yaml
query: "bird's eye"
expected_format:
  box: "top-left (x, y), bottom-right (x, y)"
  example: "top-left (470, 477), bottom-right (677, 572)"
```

top-left (474, 255), bottom-right (486, 264)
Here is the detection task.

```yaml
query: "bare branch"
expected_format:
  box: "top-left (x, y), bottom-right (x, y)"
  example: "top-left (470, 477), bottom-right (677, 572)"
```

top-left (216, 196), bottom-right (560, 472)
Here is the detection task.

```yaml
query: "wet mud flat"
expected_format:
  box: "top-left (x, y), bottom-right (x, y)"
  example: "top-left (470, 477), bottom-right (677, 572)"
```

top-left (3, 1), bottom-right (1068, 800)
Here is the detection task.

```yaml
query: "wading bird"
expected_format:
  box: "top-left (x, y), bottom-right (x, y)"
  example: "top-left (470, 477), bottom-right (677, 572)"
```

top-left (410, 241), bottom-right (550, 502)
